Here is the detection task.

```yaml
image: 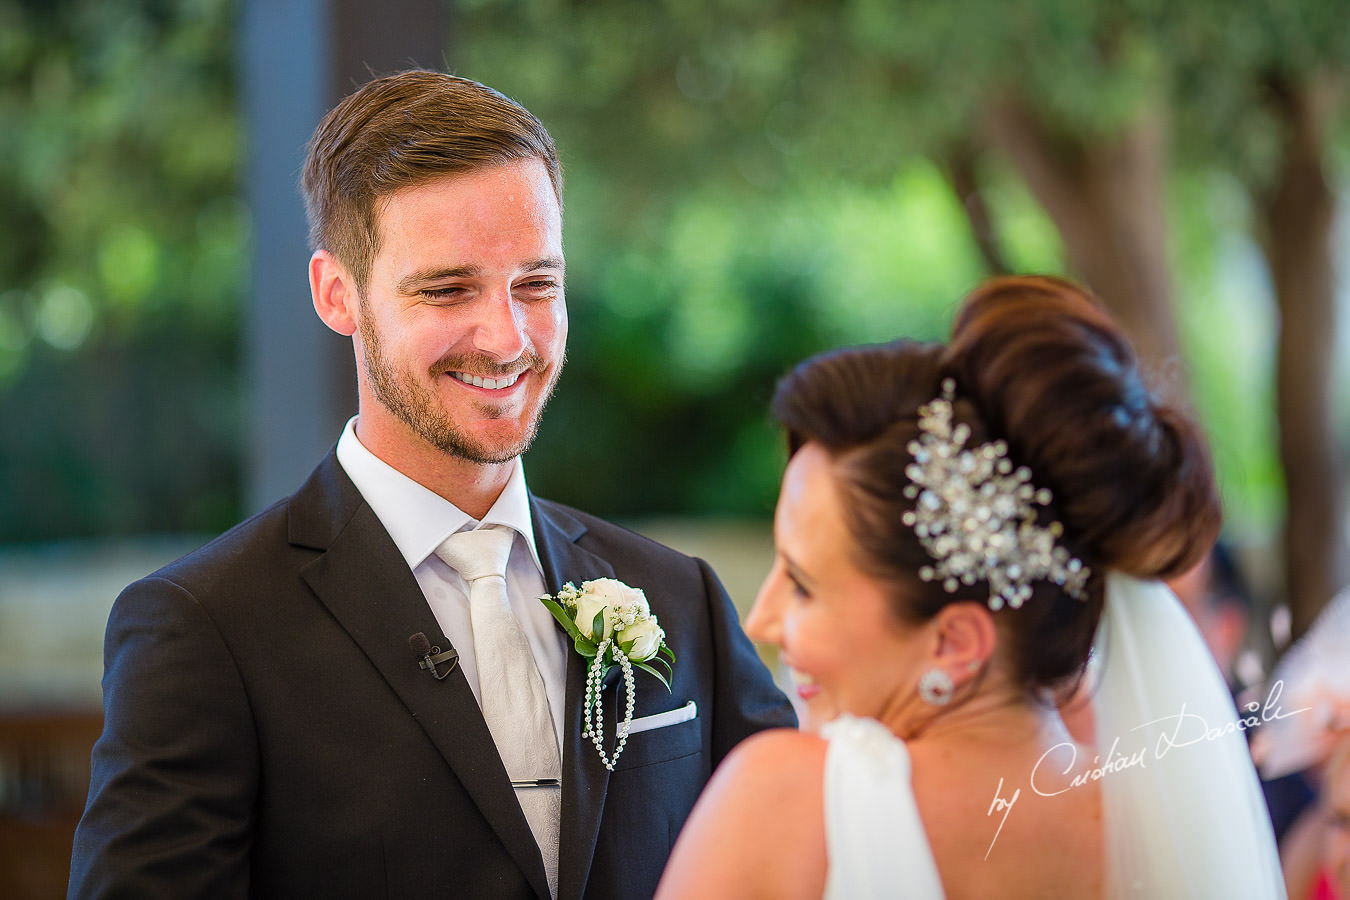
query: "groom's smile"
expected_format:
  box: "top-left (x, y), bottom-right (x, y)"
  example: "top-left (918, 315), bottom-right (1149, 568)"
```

top-left (353, 158), bottom-right (568, 465)
top-left (446, 370), bottom-right (523, 391)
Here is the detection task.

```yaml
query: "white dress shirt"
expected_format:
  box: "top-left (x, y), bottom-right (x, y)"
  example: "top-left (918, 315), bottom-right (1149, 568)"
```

top-left (335, 417), bottom-right (568, 747)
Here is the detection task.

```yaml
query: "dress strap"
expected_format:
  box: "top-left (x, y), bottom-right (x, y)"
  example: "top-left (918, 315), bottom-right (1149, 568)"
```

top-left (821, 714), bottom-right (946, 900)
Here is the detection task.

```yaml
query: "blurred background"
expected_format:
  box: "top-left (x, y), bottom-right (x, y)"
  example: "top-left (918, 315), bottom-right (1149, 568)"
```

top-left (1, 0), bottom-right (1347, 895)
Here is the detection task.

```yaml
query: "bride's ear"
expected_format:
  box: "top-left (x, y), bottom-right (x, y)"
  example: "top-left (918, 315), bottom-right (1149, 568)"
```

top-left (931, 602), bottom-right (997, 687)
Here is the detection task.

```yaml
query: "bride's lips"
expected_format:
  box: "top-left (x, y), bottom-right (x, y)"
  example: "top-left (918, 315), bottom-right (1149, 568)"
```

top-left (787, 667), bottom-right (821, 702)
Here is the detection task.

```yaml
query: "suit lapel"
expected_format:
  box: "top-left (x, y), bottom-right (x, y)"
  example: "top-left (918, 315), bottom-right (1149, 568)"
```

top-left (291, 455), bottom-right (550, 900)
top-left (532, 498), bottom-right (617, 900)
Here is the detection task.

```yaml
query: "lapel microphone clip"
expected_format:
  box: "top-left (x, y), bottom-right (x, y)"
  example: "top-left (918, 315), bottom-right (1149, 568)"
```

top-left (408, 632), bottom-right (459, 680)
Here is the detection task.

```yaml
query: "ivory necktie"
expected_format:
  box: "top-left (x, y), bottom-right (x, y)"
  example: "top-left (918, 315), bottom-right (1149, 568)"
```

top-left (435, 527), bottom-right (561, 898)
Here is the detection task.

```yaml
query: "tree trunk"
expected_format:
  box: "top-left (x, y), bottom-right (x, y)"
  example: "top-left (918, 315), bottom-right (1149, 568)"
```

top-left (941, 143), bottom-right (1011, 277)
top-left (1261, 75), bottom-right (1347, 641)
top-left (982, 96), bottom-right (1186, 403)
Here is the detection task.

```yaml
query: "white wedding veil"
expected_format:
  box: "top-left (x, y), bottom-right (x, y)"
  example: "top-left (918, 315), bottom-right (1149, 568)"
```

top-left (1090, 573), bottom-right (1286, 898)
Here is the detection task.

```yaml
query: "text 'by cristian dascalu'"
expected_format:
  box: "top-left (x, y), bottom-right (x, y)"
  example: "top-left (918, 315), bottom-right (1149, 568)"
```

top-left (982, 680), bottom-right (1308, 859)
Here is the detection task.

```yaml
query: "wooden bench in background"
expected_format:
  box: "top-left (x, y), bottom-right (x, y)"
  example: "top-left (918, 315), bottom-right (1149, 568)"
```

top-left (0, 710), bottom-right (102, 900)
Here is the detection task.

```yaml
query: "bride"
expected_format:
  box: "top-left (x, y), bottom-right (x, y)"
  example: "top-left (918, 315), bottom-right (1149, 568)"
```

top-left (655, 276), bottom-right (1284, 899)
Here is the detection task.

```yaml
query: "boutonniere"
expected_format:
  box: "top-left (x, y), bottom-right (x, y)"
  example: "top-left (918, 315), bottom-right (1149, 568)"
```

top-left (541, 578), bottom-right (675, 770)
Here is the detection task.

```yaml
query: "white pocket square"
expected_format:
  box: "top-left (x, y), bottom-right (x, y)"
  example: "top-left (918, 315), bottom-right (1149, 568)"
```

top-left (627, 700), bottom-right (697, 735)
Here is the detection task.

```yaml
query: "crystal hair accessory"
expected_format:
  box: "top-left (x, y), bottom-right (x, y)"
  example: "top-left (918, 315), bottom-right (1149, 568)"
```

top-left (900, 378), bottom-right (1090, 610)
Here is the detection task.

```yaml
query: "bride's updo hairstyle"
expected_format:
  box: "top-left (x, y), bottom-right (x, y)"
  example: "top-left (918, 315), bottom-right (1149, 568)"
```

top-left (771, 275), bottom-right (1221, 695)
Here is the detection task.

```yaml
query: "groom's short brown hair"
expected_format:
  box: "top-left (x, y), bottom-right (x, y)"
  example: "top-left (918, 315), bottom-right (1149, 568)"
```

top-left (301, 70), bottom-right (562, 294)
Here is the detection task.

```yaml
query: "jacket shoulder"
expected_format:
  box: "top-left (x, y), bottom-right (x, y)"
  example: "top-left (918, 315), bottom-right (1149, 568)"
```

top-left (140, 451), bottom-right (357, 598)
top-left (532, 496), bottom-right (703, 570)
top-left (134, 497), bottom-right (292, 594)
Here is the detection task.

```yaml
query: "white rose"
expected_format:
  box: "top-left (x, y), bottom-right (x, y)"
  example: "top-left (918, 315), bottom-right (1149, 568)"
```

top-left (578, 578), bottom-right (645, 623)
top-left (574, 589), bottom-right (618, 641)
top-left (622, 589), bottom-right (651, 623)
top-left (584, 578), bottom-right (645, 609)
top-left (621, 618), bottom-right (664, 662)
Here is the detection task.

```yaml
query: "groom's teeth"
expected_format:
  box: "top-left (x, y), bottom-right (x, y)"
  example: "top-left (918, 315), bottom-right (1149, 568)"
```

top-left (452, 372), bottom-right (521, 389)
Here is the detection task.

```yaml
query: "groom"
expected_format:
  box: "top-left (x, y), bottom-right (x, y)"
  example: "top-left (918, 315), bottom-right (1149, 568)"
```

top-left (68, 70), bottom-right (794, 900)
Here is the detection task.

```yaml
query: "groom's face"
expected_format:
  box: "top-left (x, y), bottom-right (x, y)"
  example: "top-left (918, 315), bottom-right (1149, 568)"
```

top-left (353, 159), bottom-right (567, 463)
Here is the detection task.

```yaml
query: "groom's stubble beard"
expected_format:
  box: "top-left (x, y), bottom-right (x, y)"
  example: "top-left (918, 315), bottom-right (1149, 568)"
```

top-left (356, 302), bottom-right (564, 464)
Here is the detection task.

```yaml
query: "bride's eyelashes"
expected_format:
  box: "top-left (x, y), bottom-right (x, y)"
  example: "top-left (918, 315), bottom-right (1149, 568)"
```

top-left (782, 560), bottom-right (813, 601)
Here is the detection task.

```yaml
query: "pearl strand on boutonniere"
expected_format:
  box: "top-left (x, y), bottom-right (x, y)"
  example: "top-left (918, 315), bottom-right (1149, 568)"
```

top-left (584, 638), bottom-right (639, 771)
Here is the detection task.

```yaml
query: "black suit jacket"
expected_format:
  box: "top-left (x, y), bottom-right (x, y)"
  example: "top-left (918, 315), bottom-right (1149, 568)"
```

top-left (68, 452), bottom-right (794, 899)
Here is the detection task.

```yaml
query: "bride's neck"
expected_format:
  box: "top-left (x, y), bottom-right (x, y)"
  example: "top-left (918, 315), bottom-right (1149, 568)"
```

top-left (892, 685), bottom-right (1073, 751)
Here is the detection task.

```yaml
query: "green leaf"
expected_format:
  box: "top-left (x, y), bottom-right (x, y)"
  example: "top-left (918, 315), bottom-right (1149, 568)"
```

top-left (542, 597), bottom-right (584, 643)
top-left (633, 660), bottom-right (672, 692)
top-left (591, 610), bottom-right (607, 644)
top-left (659, 642), bottom-right (676, 665)
top-left (650, 656), bottom-right (674, 683)
top-left (573, 635), bottom-right (598, 657)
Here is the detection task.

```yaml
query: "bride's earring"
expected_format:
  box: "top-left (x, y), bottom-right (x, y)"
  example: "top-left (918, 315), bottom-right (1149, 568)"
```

top-left (918, 668), bottom-right (954, 706)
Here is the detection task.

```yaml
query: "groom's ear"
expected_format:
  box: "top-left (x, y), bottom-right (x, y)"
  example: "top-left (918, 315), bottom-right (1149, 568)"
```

top-left (311, 249), bottom-right (359, 337)
top-left (931, 602), bottom-right (997, 686)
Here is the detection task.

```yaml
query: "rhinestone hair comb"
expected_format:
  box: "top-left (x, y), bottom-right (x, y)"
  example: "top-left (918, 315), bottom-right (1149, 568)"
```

top-left (900, 379), bottom-right (1090, 610)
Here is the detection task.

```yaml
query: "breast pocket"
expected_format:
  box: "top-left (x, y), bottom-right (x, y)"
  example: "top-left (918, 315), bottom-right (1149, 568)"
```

top-left (610, 705), bottom-right (701, 772)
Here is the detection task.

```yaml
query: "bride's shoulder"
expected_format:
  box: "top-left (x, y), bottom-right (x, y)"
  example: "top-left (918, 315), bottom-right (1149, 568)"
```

top-left (700, 718), bottom-right (893, 826)
top-left (656, 728), bottom-right (829, 900)
top-left (719, 727), bottom-right (829, 788)
top-left (680, 727), bottom-right (828, 831)
top-left (699, 728), bottom-right (828, 847)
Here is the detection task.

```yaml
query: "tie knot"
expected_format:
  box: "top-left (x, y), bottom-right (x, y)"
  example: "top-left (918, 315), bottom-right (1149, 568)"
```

top-left (435, 527), bottom-right (514, 583)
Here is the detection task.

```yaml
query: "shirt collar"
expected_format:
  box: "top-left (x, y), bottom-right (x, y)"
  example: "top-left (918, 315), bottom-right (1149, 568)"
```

top-left (334, 416), bottom-right (542, 574)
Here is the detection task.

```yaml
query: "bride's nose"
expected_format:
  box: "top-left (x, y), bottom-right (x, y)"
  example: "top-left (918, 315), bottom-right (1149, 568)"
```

top-left (744, 570), bottom-right (785, 646)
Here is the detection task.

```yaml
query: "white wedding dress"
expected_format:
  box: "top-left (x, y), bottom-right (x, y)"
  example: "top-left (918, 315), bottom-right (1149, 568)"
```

top-left (821, 713), bottom-right (944, 900)
top-left (818, 574), bottom-right (1285, 900)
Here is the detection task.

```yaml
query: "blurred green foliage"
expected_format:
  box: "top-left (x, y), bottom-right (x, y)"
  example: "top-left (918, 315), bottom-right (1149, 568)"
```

top-left (0, 0), bottom-right (244, 540)
top-left (463, 0), bottom-right (1347, 533)
top-left (524, 162), bottom-right (1056, 518)
top-left (0, 0), bottom-right (1344, 541)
